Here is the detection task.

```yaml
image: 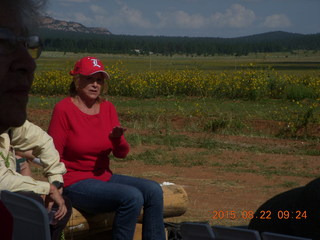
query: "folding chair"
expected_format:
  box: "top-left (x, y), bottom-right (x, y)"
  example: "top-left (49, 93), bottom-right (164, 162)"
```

top-left (1, 190), bottom-right (51, 240)
top-left (261, 232), bottom-right (312, 240)
top-left (212, 225), bottom-right (261, 240)
top-left (0, 199), bottom-right (13, 240)
top-left (180, 222), bottom-right (216, 240)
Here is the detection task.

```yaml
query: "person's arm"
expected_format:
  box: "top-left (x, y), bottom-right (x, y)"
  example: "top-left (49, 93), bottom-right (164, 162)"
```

top-left (11, 120), bottom-right (68, 219)
top-left (109, 126), bottom-right (129, 158)
top-left (0, 169), bottom-right (51, 194)
top-left (11, 120), bottom-right (66, 184)
top-left (47, 104), bottom-right (69, 161)
top-left (0, 131), bottom-right (50, 194)
top-left (15, 150), bottom-right (32, 176)
top-left (107, 103), bottom-right (130, 158)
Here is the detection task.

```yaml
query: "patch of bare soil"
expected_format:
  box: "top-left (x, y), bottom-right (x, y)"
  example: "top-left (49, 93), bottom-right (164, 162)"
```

top-left (113, 146), bottom-right (316, 227)
top-left (27, 108), bottom-right (53, 130)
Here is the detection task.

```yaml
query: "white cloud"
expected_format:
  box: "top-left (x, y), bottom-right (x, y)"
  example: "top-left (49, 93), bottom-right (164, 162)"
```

top-left (240, 0), bottom-right (262, 2)
top-left (175, 11), bottom-right (206, 28)
top-left (155, 4), bottom-right (256, 30)
top-left (90, 4), bottom-right (107, 16)
top-left (73, 12), bottom-right (92, 24)
top-left (156, 10), bottom-right (206, 29)
top-left (55, 1), bottom-right (153, 30)
top-left (117, 2), bottom-right (152, 28)
top-left (58, 0), bottom-right (91, 2)
top-left (45, 0), bottom-right (320, 37)
top-left (87, 4), bottom-right (111, 26)
top-left (210, 4), bottom-right (256, 28)
top-left (263, 14), bottom-right (291, 28)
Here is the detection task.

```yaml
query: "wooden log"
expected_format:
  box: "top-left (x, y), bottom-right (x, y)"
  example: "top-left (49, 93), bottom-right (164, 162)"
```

top-left (64, 184), bottom-right (188, 238)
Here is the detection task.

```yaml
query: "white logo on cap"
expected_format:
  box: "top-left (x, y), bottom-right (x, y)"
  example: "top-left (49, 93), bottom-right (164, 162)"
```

top-left (91, 59), bottom-right (101, 68)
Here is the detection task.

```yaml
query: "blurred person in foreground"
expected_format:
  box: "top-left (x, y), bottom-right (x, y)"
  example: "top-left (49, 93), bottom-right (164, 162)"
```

top-left (0, 1), bottom-right (72, 239)
top-left (48, 56), bottom-right (166, 240)
top-left (249, 177), bottom-right (320, 239)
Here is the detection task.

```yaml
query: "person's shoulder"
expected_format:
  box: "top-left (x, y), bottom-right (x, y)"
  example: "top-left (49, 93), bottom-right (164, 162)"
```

top-left (54, 97), bottom-right (72, 109)
top-left (52, 97), bottom-right (74, 116)
top-left (101, 99), bottom-right (115, 108)
top-left (304, 177), bottom-right (320, 192)
top-left (100, 100), bottom-right (118, 116)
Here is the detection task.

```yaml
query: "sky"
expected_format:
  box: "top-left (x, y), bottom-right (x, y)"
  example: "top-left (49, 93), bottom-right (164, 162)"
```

top-left (46, 0), bottom-right (320, 38)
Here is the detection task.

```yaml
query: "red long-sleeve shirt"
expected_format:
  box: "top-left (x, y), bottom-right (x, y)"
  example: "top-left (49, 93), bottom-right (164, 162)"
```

top-left (48, 97), bottom-right (129, 187)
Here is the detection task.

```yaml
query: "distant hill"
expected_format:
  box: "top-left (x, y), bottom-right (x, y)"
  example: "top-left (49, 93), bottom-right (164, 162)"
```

top-left (236, 31), bottom-right (305, 41)
top-left (39, 16), bottom-right (112, 35)
top-left (38, 16), bottom-right (320, 55)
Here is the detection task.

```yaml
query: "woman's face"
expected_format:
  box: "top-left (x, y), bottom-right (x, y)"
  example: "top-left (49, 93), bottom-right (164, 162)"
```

top-left (75, 72), bottom-right (105, 101)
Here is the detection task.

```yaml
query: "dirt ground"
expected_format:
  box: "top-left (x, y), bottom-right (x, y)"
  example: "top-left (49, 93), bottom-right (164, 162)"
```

top-left (27, 108), bottom-right (319, 238)
top-left (114, 135), bottom-right (316, 227)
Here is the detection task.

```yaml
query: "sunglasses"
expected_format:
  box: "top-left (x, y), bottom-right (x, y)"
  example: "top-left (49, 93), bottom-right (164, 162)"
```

top-left (0, 28), bottom-right (42, 59)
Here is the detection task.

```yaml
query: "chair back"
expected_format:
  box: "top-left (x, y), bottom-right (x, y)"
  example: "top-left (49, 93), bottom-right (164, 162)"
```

top-left (0, 199), bottom-right (13, 240)
top-left (180, 222), bottom-right (215, 240)
top-left (261, 232), bottom-right (312, 240)
top-left (1, 190), bottom-right (51, 240)
top-left (212, 225), bottom-right (261, 240)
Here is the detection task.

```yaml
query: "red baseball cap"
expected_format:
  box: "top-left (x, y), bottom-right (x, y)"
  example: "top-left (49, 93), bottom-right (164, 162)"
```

top-left (69, 56), bottom-right (110, 79)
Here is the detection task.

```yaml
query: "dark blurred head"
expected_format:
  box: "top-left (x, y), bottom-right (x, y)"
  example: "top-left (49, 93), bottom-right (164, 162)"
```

top-left (0, 0), bottom-right (46, 133)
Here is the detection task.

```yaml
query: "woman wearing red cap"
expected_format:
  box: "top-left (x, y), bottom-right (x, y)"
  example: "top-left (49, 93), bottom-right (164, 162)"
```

top-left (48, 56), bottom-right (166, 240)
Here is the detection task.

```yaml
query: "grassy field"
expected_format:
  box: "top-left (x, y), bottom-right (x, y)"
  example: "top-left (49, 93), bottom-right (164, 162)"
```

top-left (36, 50), bottom-right (320, 74)
top-left (31, 50), bottom-right (320, 139)
top-left (28, 95), bottom-right (320, 139)
top-left (28, 52), bottom-right (320, 235)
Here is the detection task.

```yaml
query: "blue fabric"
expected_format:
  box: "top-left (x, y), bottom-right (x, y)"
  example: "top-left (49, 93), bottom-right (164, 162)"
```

top-left (63, 174), bottom-right (166, 240)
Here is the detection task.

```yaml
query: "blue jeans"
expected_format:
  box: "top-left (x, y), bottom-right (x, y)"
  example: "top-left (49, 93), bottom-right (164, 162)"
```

top-left (63, 174), bottom-right (166, 240)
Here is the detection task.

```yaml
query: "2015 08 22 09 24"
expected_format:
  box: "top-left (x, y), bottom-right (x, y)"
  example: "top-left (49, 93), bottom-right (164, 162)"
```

top-left (211, 210), bottom-right (307, 220)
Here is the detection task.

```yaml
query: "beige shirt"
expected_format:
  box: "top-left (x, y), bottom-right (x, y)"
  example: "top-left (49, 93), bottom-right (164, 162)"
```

top-left (0, 120), bottom-right (66, 195)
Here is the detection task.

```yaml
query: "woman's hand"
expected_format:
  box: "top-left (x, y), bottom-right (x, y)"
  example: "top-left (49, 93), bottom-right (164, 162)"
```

top-left (109, 126), bottom-right (127, 139)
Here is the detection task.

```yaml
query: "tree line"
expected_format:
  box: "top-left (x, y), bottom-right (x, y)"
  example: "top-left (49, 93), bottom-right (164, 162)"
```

top-left (39, 29), bottom-right (320, 56)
